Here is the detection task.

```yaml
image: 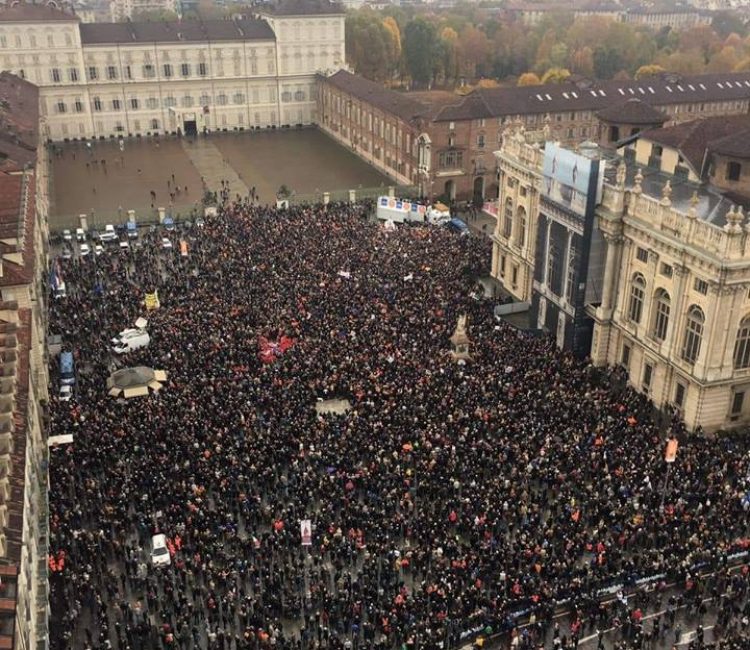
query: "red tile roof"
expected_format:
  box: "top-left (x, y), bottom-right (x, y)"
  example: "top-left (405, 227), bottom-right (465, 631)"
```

top-left (0, 73), bottom-right (38, 174)
top-left (0, 171), bottom-right (35, 287)
top-left (640, 115), bottom-right (750, 175)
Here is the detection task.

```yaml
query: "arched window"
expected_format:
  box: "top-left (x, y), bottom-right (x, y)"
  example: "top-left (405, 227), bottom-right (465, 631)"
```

top-left (681, 305), bottom-right (704, 363)
top-left (628, 274), bottom-right (646, 323)
top-left (515, 206), bottom-right (526, 248)
top-left (734, 316), bottom-right (750, 369)
top-left (651, 289), bottom-right (671, 342)
top-left (503, 198), bottom-right (513, 239)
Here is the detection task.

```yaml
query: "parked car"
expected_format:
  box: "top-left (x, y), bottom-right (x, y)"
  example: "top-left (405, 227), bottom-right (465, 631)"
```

top-left (161, 237), bottom-right (173, 249)
top-left (94, 244), bottom-right (104, 256)
top-left (59, 351), bottom-right (76, 386)
top-left (75, 228), bottom-right (87, 242)
top-left (62, 229), bottom-right (72, 242)
top-left (150, 534), bottom-right (171, 567)
top-left (99, 224), bottom-right (117, 242)
top-left (446, 218), bottom-right (470, 236)
top-left (195, 216), bottom-right (205, 228)
top-left (80, 243), bottom-right (91, 257)
top-left (59, 385), bottom-right (73, 402)
top-left (119, 239), bottom-right (130, 251)
top-left (61, 247), bottom-right (73, 260)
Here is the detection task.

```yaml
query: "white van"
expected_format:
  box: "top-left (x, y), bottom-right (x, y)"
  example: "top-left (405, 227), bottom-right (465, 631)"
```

top-left (112, 331), bottom-right (150, 354)
top-left (151, 534), bottom-right (171, 567)
top-left (53, 282), bottom-right (67, 299)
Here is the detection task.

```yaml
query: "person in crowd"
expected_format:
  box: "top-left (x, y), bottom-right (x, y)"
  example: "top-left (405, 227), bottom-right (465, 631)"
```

top-left (46, 199), bottom-right (750, 650)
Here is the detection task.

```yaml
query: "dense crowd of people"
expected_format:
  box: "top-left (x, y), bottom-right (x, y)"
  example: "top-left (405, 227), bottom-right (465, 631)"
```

top-left (47, 201), bottom-right (750, 650)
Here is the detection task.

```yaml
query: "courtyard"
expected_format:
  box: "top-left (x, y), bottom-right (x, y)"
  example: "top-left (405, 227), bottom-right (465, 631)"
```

top-left (49, 128), bottom-right (393, 229)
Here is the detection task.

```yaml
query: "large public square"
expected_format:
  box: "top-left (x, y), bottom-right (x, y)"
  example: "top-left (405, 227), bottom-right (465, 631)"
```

top-left (49, 129), bottom-right (392, 229)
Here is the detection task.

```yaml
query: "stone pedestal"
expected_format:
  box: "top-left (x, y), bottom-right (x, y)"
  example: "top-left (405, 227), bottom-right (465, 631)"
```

top-left (449, 315), bottom-right (472, 362)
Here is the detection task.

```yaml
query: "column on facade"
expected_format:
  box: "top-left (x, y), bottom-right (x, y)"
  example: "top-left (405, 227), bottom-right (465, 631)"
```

top-left (541, 217), bottom-right (552, 288)
top-left (600, 233), bottom-right (622, 314)
top-left (562, 228), bottom-right (573, 302)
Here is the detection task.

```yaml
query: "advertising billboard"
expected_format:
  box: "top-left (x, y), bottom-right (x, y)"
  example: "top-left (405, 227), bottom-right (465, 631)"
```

top-left (542, 143), bottom-right (603, 217)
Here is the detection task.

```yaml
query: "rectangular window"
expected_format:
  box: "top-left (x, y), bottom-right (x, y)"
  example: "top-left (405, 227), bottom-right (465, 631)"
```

top-left (731, 389), bottom-right (745, 419)
top-left (511, 265), bottom-right (518, 287)
top-left (143, 64), bottom-right (155, 78)
top-left (500, 255), bottom-right (506, 277)
top-left (124, 65), bottom-right (132, 80)
top-left (93, 97), bottom-right (102, 112)
top-left (130, 98), bottom-right (138, 110)
top-left (74, 99), bottom-right (83, 113)
top-left (694, 278), bottom-right (708, 295)
top-left (181, 63), bottom-right (190, 77)
top-left (636, 247), bottom-right (649, 263)
top-left (621, 343), bottom-right (631, 368)
top-left (56, 101), bottom-right (66, 114)
top-left (660, 263), bottom-right (673, 278)
top-left (163, 64), bottom-right (172, 78)
top-left (107, 65), bottom-right (117, 80)
top-left (112, 98), bottom-right (121, 110)
top-left (51, 68), bottom-right (61, 83)
top-left (642, 362), bottom-right (653, 392)
top-left (69, 68), bottom-right (79, 82)
top-left (146, 97), bottom-right (158, 109)
top-left (477, 134), bottom-right (485, 149)
top-left (87, 66), bottom-right (98, 81)
top-left (198, 62), bottom-right (207, 76)
top-left (674, 382), bottom-right (686, 408)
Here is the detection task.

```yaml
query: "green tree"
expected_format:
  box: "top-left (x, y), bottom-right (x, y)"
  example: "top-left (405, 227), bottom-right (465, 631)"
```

top-left (403, 18), bottom-right (438, 88)
top-left (593, 46), bottom-right (624, 79)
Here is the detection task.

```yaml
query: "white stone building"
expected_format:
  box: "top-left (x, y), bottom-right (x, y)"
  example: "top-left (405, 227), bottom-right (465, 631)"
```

top-left (109, 0), bottom-right (178, 23)
top-left (492, 117), bottom-right (750, 432)
top-left (0, 0), bottom-right (345, 140)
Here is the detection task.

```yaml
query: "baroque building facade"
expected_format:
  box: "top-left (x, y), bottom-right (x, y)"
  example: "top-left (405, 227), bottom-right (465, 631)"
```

top-left (0, 1), bottom-right (345, 140)
top-left (492, 120), bottom-right (750, 432)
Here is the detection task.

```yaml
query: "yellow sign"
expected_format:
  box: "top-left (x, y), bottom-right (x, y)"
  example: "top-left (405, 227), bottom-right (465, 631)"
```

top-left (144, 290), bottom-right (160, 310)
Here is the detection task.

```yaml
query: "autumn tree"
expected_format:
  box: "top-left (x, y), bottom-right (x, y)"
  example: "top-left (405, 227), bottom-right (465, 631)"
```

top-left (517, 72), bottom-right (541, 86)
top-left (541, 68), bottom-right (571, 84)
top-left (707, 45), bottom-right (740, 73)
top-left (346, 12), bottom-right (398, 81)
top-left (635, 64), bottom-right (666, 79)
top-left (457, 25), bottom-right (490, 80)
top-left (570, 47), bottom-right (594, 77)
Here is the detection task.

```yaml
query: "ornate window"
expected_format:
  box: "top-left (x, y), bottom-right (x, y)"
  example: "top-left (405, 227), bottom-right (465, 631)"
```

top-left (652, 289), bottom-right (671, 342)
top-left (734, 317), bottom-right (750, 369)
top-left (503, 198), bottom-right (513, 239)
top-left (628, 274), bottom-right (646, 323)
top-left (681, 305), bottom-right (704, 364)
top-left (515, 206), bottom-right (526, 248)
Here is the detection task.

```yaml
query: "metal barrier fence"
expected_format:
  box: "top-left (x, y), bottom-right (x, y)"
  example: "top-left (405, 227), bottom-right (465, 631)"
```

top-left (50, 185), bottom-right (420, 232)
